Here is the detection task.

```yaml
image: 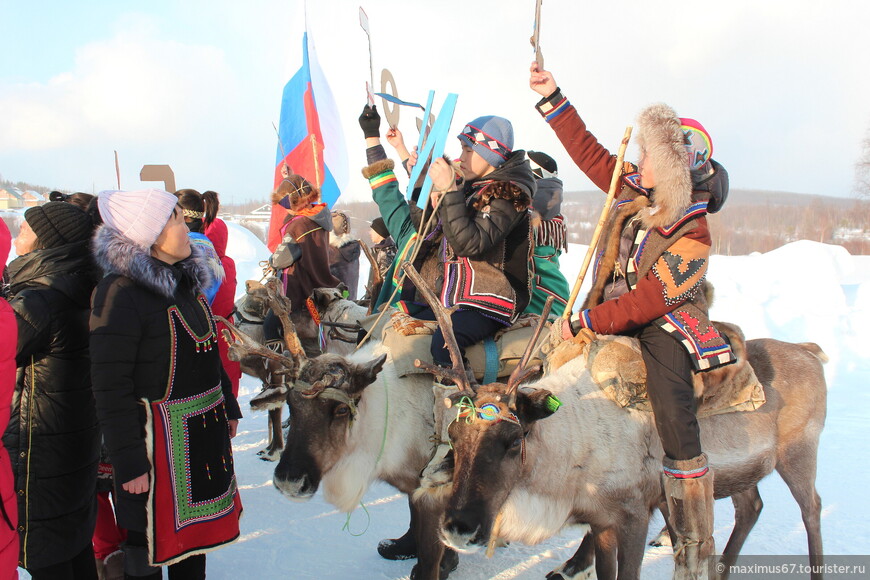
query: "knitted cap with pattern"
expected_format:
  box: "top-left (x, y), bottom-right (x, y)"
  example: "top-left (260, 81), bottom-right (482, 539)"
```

top-left (97, 189), bottom-right (179, 249)
top-left (679, 118), bottom-right (714, 170)
top-left (24, 201), bottom-right (93, 248)
top-left (457, 115), bottom-right (514, 169)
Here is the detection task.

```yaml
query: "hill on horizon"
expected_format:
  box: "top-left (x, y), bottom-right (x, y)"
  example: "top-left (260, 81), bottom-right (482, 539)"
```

top-left (563, 188), bottom-right (860, 207)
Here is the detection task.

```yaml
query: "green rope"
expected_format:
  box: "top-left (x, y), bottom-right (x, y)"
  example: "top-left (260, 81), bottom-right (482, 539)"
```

top-left (342, 370), bottom-right (390, 537)
top-left (342, 500), bottom-right (372, 537)
top-left (454, 396), bottom-right (478, 424)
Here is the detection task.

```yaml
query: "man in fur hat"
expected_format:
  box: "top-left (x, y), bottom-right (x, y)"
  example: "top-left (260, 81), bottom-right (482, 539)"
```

top-left (530, 63), bottom-right (732, 580)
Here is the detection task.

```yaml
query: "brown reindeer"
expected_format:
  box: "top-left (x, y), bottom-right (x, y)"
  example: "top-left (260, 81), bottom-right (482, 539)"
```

top-left (229, 279), bottom-right (366, 460)
top-left (221, 315), bottom-right (467, 579)
top-left (435, 330), bottom-right (827, 580)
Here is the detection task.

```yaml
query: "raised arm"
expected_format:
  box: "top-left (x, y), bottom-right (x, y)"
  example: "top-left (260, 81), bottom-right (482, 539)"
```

top-left (529, 62), bottom-right (624, 193)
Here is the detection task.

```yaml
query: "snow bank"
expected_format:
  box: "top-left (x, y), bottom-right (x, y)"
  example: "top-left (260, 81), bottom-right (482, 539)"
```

top-left (225, 222), bottom-right (271, 300)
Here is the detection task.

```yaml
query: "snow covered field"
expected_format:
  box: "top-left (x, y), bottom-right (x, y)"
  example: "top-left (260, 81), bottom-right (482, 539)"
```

top-left (203, 233), bottom-right (870, 579)
top-left (9, 223), bottom-right (867, 578)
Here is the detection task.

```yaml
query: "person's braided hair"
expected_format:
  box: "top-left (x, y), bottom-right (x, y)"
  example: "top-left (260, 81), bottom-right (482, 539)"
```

top-left (176, 188), bottom-right (205, 233)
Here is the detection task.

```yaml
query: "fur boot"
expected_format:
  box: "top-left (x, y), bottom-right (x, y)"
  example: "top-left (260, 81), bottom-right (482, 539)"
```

top-left (419, 382), bottom-right (459, 490)
top-left (663, 454), bottom-right (715, 580)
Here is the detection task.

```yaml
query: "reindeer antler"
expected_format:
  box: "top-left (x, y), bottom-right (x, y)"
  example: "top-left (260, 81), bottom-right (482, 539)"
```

top-left (215, 315), bottom-right (301, 378)
top-left (263, 277), bottom-right (307, 362)
top-left (506, 297), bottom-right (554, 408)
top-left (401, 263), bottom-right (474, 394)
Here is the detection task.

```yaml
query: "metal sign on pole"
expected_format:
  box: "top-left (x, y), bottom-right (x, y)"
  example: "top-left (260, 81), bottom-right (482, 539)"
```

top-left (533, 0), bottom-right (545, 70)
top-left (359, 7), bottom-right (376, 106)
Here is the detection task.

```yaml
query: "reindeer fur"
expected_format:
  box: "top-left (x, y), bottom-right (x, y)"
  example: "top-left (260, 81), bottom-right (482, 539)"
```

top-left (273, 344), bottom-right (435, 509)
top-left (441, 338), bottom-right (827, 580)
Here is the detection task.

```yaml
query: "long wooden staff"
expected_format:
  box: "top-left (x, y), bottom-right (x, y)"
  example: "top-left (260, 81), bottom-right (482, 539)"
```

top-left (562, 125), bottom-right (633, 319)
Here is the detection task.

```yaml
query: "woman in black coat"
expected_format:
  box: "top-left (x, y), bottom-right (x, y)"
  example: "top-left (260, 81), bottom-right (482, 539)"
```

top-left (89, 189), bottom-right (242, 580)
top-left (3, 201), bottom-right (100, 578)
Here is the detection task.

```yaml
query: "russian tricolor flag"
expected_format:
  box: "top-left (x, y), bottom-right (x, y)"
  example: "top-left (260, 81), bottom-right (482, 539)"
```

top-left (269, 30), bottom-right (347, 251)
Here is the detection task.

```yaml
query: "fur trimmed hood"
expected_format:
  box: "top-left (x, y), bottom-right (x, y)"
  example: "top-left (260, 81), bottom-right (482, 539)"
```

top-left (636, 103), bottom-right (692, 229)
top-left (329, 231), bottom-right (357, 249)
top-left (92, 225), bottom-right (219, 299)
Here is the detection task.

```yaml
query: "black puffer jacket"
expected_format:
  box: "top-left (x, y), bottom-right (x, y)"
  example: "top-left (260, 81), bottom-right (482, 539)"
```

top-left (3, 241), bottom-right (100, 569)
top-left (438, 150), bottom-right (536, 323)
top-left (89, 226), bottom-right (242, 531)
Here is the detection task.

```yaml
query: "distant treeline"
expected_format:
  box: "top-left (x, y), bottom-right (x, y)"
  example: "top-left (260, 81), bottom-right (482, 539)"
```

top-left (556, 189), bottom-right (870, 256)
top-left (0, 176), bottom-right (51, 195)
top-left (306, 189), bottom-right (870, 256)
top-left (8, 171), bottom-right (867, 255)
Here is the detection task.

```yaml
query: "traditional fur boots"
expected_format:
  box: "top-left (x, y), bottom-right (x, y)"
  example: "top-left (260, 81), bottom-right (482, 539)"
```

top-left (663, 454), bottom-right (715, 580)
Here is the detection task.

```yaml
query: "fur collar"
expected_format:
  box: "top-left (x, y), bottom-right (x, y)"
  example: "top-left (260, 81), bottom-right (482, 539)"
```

top-left (329, 232), bottom-right (357, 248)
top-left (636, 103), bottom-right (692, 229)
top-left (92, 225), bottom-right (218, 299)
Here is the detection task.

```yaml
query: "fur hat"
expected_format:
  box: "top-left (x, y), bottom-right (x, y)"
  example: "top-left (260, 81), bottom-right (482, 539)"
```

top-left (331, 210), bottom-right (350, 236)
top-left (527, 150), bottom-right (558, 179)
top-left (457, 115), bottom-right (514, 169)
top-left (24, 201), bottom-right (93, 248)
top-left (636, 103), bottom-right (693, 228)
top-left (97, 189), bottom-right (179, 249)
top-left (370, 217), bottom-right (390, 239)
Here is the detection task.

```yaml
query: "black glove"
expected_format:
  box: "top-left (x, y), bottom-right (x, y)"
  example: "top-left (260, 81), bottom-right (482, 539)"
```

top-left (359, 105), bottom-right (381, 138)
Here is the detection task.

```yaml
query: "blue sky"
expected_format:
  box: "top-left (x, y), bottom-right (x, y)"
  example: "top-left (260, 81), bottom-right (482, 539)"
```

top-left (1, 0), bottom-right (868, 203)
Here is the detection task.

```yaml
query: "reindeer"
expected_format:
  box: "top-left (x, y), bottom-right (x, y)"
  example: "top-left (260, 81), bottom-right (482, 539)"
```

top-left (436, 324), bottom-right (828, 579)
top-left (229, 279), bottom-right (366, 460)
top-left (307, 286), bottom-right (367, 357)
top-left (221, 266), bottom-right (599, 580)
top-left (225, 264), bottom-right (825, 580)
top-left (222, 322), bottom-right (466, 578)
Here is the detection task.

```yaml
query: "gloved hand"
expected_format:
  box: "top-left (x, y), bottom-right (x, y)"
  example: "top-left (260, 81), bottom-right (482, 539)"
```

top-left (359, 104), bottom-right (381, 138)
top-left (269, 234), bottom-right (302, 270)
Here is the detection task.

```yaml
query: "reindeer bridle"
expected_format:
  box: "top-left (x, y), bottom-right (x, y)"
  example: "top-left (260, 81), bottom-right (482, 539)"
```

top-left (294, 372), bottom-right (359, 418)
top-left (399, 264), bottom-right (557, 467)
top-left (217, 277), bottom-right (362, 418)
top-left (454, 397), bottom-right (527, 465)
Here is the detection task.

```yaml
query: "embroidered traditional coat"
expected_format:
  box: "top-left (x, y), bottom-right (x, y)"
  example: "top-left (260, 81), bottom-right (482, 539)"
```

top-left (363, 153), bottom-right (535, 326)
top-left (536, 90), bottom-right (734, 370)
top-left (90, 226), bottom-right (242, 565)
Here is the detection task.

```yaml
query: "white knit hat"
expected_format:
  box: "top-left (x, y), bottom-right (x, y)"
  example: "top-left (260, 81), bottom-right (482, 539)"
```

top-left (97, 189), bottom-right (179, 249)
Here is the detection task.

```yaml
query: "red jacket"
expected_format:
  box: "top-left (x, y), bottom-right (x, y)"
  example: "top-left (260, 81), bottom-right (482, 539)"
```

top-left (0, 220), bottom-right (18, 579)
top-left (537, 91), bottom-right (734, 370)
top-left (205, 219), bottom-right (242, 397)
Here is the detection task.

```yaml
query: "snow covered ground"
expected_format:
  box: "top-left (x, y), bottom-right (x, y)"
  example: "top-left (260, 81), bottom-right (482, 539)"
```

top-left (10, 227), bottom-right (868, 578)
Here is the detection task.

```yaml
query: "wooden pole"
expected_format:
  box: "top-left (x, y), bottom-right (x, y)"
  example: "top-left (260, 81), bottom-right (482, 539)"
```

top-left (114, 150), bottom-right (121, 190)
top-left (562, 125), bottom-right (633, 319)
